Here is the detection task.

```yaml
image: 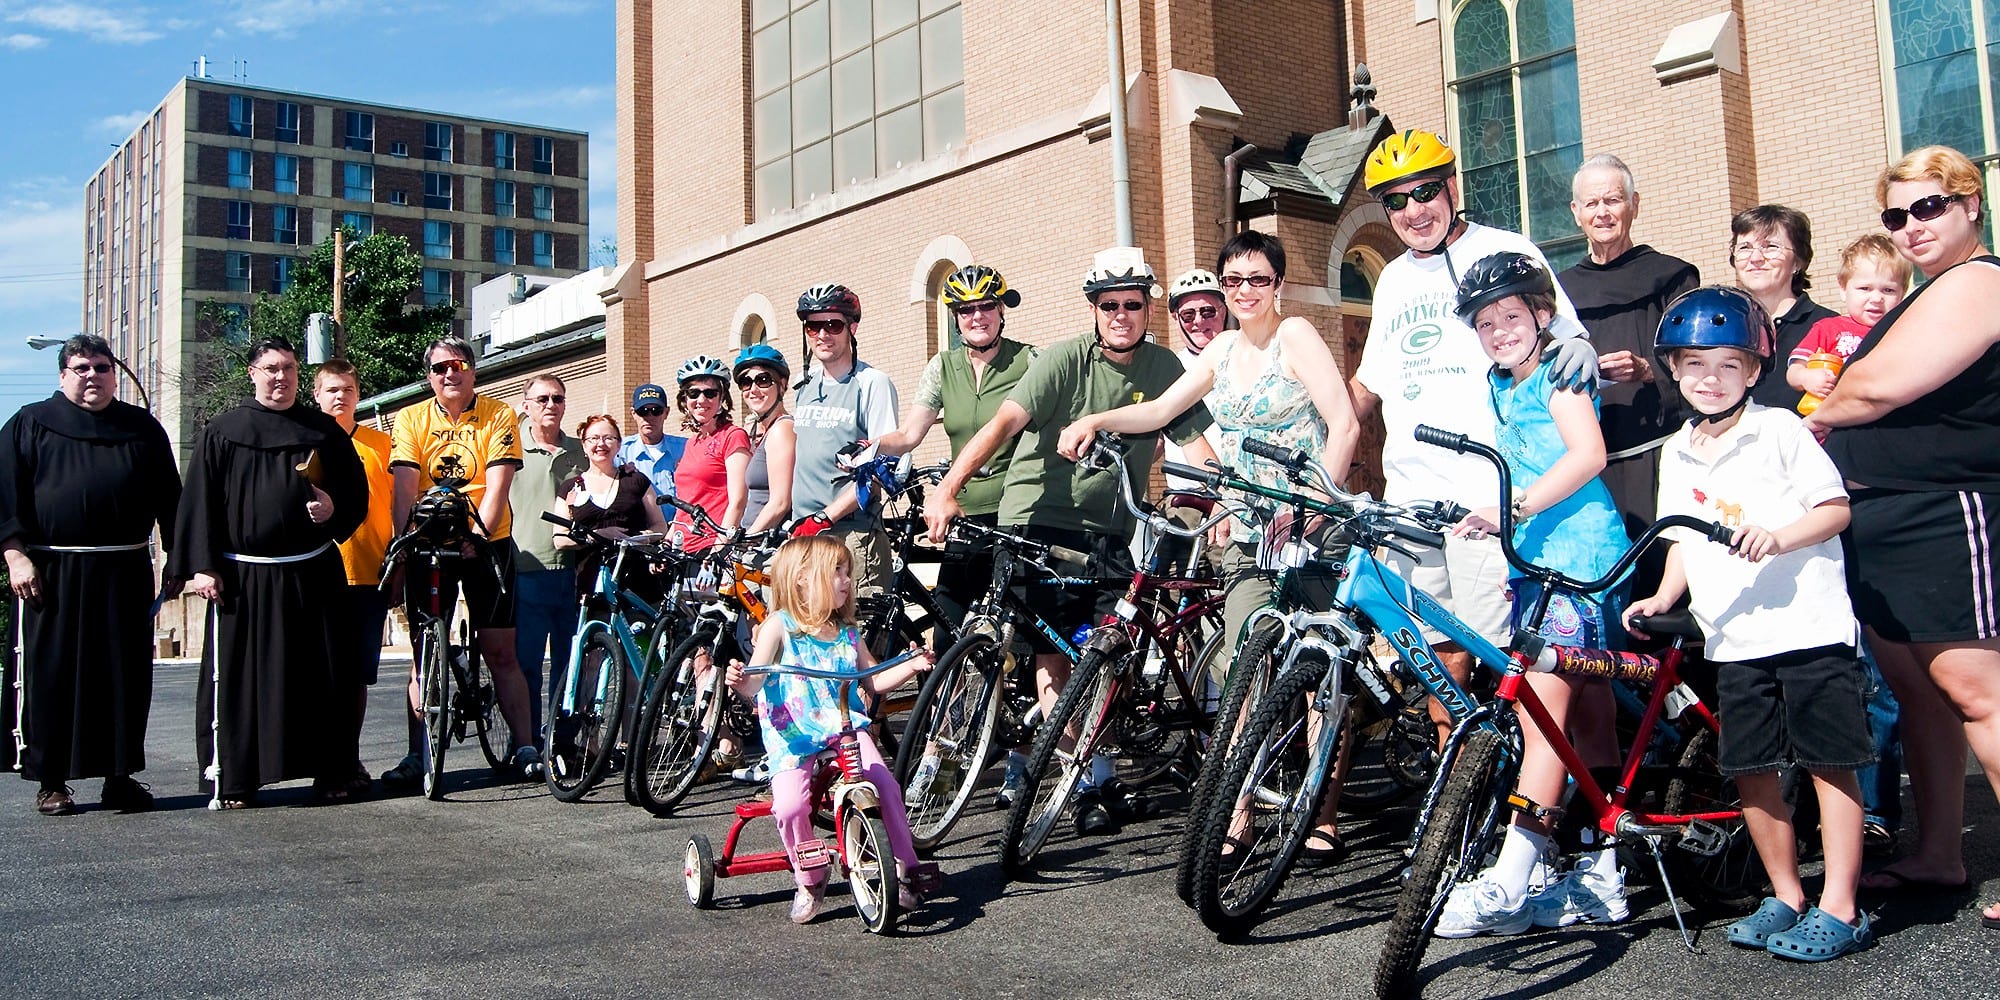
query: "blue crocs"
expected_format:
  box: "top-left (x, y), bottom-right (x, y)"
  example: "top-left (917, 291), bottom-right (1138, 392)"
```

top-left (1726, 896), bottom-right (1801, 948)
top-left (1767, 907), bottom-right (1874, 962)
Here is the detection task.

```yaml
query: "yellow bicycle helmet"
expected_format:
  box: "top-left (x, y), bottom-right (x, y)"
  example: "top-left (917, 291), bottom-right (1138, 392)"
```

top-left (938, 264), bottom-right (1022, 309)
top-left (1364, 129), bottom-right (1457, 193)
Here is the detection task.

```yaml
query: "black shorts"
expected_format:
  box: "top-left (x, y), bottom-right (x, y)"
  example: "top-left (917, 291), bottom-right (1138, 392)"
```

top-left (337, 585), bottom-right (391, 686)
top-left (1714, 643), bottom-right (1874, 776)
top-left (409, 536), bottom-right (518, 632)
top-left (934, 512), bottom-right (998, 618)
top-left (1012, 525), bottom-right (1133, 656)
top-left (1846, 488), bottom-right (2000, 643)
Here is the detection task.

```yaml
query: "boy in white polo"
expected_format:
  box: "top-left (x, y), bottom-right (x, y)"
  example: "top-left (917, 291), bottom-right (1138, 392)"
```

top-left (1625, 286), bottom-right (1873, 961)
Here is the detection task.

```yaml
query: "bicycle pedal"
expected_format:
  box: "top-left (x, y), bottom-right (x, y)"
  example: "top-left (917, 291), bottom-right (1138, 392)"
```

top-left (794, 839), bottom-right (834, 870)
top-left (1677, 818), bottom-right (1732, 858)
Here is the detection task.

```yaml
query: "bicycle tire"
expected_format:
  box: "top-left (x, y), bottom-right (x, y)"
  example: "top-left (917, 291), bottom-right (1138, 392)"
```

top-left (1660, 727), bottom-right (1765, 913)
top-left (842, 803), bottom-right (900, 934)
top-left (473, 633), bottom-right (509, 769)
top-left (546, 630), bottom-right (625, 802)
top-left (1175, 619), bottom-right (1284, 905)
top-left (1374, 727), bottom-right (1511, 1000)
top-left (1189, 651), bottom-right (1334, 934)
top-left (999, 646), bottom-right (1113, 875)
top-left (421, 620), bottom-right (451, 800)
top-left (628, 624), bottom-right (726, 816)
top-left (683, 834), bottom-right (717, 909)
top-left (894, 630), bottom-right (1006, 851)
top-left (1338, 689), bottom-right (1424, 814)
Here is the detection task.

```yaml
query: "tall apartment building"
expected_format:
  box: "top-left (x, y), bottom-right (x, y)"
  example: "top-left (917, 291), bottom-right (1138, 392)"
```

top-left (612, 1), bottom-right (1988, 492)
top-left (81, 75), bottom-right (590, 450)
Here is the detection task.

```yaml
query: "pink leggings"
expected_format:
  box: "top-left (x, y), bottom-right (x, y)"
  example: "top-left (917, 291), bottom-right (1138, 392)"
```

top-left (770, 730), bottom-right (920, 888)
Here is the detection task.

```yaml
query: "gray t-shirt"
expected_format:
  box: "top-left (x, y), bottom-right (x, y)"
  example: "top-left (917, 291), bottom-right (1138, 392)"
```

top-left (790, 361), bottom-right (900, 530)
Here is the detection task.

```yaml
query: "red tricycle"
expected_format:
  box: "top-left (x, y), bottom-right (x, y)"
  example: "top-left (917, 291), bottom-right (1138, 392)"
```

top-left (682, 651), bottom-right (942, 933)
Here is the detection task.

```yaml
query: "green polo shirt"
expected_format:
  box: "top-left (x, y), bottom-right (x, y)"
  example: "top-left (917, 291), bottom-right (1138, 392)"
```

top-left (513, 417), bottom-right (587, 571)
top-left (920, 337), bottom-right (1039, 516)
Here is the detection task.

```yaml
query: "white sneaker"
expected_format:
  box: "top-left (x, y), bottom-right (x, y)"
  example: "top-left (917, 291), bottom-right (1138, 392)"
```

top-left (1433, 875), bottom-right (1533, 938)
top-left (1529, 856), bottom-right (1630, 927)
top-left (789, 882), bottom-right (826, 924)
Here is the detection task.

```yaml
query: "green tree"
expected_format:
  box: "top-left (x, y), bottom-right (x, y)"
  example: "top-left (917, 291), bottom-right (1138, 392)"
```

top-left (251, 228), bottom-right (456, 397)
top-left (179, 301), bottom-right (253, 430)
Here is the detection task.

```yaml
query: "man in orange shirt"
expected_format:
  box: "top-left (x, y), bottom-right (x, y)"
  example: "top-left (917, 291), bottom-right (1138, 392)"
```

top-left (314, 359), bottom-right (395, 797)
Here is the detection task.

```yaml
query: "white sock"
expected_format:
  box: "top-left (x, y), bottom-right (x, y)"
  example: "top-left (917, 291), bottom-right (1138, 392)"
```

top-left (1489, 827), bottom-right (1550, 906)
top-left (1586, 845), bottom-right (1619, 879)
top-left (1087, 753), bottom-right (1116, 790)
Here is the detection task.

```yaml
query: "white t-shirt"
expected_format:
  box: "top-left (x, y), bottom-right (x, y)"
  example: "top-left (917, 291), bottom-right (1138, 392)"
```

top-left (1163, 345), bottom-right (1226, 491)
top-left (1656, 404), bottom-right (1859, 661)
top-left (1354, 223), bottom-right (1586, 506)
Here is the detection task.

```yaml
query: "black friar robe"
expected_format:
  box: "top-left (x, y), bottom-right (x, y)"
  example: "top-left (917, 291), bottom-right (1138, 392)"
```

top-left (167, 400), bottom-right (366, 797)
top-left (0, 394), bottom-right (180, 783)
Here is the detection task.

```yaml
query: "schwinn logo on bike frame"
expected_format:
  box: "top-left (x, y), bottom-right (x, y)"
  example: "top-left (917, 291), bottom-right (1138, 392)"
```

top-left (1388, 625), bottom-right (1478, 721)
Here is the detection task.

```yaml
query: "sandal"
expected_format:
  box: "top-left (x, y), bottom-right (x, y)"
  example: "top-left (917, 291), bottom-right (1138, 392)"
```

top-left (1766, 906), bottom-right (1873, 962)
top-left (1296, 830), bottom-right (1349, 869)
top-left (1982, 904), bottom-right (2000, 931)
top-left (216, 795), bottom-right (254, 810)
top-left (1859, 866), bottom-right (1968, 893)
top-left (1726, 896), bottom-right (1801, 948)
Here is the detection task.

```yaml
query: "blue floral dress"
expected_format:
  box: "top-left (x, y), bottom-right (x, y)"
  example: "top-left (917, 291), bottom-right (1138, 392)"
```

top-left (756, 611), bottom-right (871, 772)
top-left (1208, 331), bottom-right (1327, 543)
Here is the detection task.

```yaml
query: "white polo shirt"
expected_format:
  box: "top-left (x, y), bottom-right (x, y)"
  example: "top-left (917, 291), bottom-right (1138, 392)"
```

top-left (1656, 404), bottom-right (1859, 661)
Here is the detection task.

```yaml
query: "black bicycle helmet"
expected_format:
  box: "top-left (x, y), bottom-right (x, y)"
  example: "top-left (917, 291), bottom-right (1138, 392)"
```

top-left (796, 283), bottom-right (862, 322)
top-left (1453, 252), bottom-right (1554, 328)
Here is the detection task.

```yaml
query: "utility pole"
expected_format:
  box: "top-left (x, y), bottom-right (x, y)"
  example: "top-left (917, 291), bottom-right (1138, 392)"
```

top-left (331, 228), bottom-right (347, 358)
top-left (1105, 0), bottom-right (1134, 246)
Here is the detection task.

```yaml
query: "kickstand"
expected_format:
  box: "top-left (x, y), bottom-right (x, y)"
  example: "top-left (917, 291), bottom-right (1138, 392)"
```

top-left (1641, 835), bottom-right (1701, 953)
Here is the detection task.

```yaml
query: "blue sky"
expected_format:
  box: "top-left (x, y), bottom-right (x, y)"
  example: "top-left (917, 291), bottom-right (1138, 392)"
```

top-left (0, 0), bottom-right (615, 420)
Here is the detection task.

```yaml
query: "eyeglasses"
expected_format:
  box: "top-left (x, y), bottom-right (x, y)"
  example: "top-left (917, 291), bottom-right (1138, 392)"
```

top-left (1097, 298), bottom-right (1147, 314)
top-left (1219, 274), bottom-right (1276, 289)
top-left (951, 301), bottom-right (1000, 317)
top-left (1176, 305), bottom-right (1220, 324)
top-left (1730, 242), bottom-right (1792, 261)
top-left (252, 363), bottom-right (299, 376)
top-left (583, 434), bottom-right (620, 444)
top-left (1881, 193), bottom-right (1963, 232)
top-left (735, 372), bottom-right (778, 389)
top-left (1381, 179), bottom-right (1447, 212)
top-left (803, 318), bottom-right (849, 335)
top-left (683, 387), bottom-right (721, 400)
top-left (528, 394), bottom-right (565, 405)
top-left (635, 405), bottom-right (665, 417)
top-left (429, 358), bottom-right (472, 375)
top-left (64, 363), bottom-right (114, 376)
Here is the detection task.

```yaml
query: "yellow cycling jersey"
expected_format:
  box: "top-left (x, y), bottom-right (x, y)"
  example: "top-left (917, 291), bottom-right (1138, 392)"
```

top-left (390, 394), bottom-right (525, 539)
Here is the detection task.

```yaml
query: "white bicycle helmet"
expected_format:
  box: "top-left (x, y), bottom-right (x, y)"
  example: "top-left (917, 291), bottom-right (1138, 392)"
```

top-left (675, 354), bottom-right (730, 386)
top-left (1167, 269), bottom-right (1224, 310)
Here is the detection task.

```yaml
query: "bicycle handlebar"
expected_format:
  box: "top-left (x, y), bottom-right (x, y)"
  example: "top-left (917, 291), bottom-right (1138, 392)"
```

top-left (946, 518), bottom-right (1093, 574)
top-left (1082, 432), bottom-right (1248, 540)
top-left (742, 647), bottom-right (927, 679)
top-left (1412, 422), bottom-right (1739, 592)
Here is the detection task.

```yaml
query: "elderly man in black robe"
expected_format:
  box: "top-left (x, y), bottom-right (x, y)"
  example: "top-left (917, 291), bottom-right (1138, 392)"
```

top-left (0, 335), bottom-right (182, 816)
top-left (168, 337), bottom-right (367, 808)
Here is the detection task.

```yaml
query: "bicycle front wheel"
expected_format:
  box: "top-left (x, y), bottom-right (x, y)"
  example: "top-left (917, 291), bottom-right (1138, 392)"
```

top-left (1661, 727), bottom-right (1766, 913)
top-left (546, 630), bottom-right (625, 802)
top-left (841, 803), bottom-right (901, 935)
top-left (1189, 651), bottom-right (1333, 934)
top-left (895, 630), bottom-right (1006, 850)
top-left (1000, 646), bottom-right (1114, 875)
top-left (420, 620), bottom-right (452, 800)
top-left (1175, 619), bottom-right (1283, 905)
top-left (629, 624), bottom-right (726, 816)
top-left (1374, 728), bottom-right (1511, 1000)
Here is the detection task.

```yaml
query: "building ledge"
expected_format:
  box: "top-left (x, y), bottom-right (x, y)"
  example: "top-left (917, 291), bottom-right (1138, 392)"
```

top-left (1653, 11), bottom-right (1740, 84)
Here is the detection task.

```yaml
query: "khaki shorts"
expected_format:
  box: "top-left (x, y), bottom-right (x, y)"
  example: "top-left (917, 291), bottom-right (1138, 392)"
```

top-left (827, 527), bottom-right (893, 598)
top-left (1381, 532), bottom-right (1511, 648)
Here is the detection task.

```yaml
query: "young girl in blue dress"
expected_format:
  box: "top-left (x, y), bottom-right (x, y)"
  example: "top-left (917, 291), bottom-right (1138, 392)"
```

top-left (1434, 252), bottom-right (1632, 938)
top-left (725, 535), bottom-right (934, 924)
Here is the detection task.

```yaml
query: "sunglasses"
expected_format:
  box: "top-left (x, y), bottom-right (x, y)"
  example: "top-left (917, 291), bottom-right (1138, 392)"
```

top-left (951, 301), bottom-right (1000, 317)
top-left (1219, 274), bottom-right (1276, 289)
top-left (1176, 305), bottom-right (1219, 324)
top-left (429, 358), bottom-right (472, 375)
top-left (528, 393), bottom-right (565, 405)
top-left (683, 387), bottom-right (721, 400)
top-left (803, 318), bottom-right (849, 335)
top-left (635, 405), bottom-right (665, 417)
top-left (65, 363), bottom-right (114, 376)
top-left (1097, 298), bottom-right (1147, 314)
top-left (1381, 179), bottom-right (1447, 212)
top-left (1881, 193), bottom-right (1963, 232)
top-left (735, 372), bottom-right (778, 389)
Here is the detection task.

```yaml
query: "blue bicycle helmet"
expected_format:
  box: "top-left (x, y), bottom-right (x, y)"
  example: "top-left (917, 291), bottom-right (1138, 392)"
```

top-left (1654, 286), bottom-right (1775, 373)
top-left (732, 342), bottom-right (790, 382)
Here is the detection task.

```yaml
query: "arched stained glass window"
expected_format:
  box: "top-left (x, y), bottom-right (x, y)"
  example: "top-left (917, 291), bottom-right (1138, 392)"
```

top-left (1447, 0), bottom-right (1584, 267)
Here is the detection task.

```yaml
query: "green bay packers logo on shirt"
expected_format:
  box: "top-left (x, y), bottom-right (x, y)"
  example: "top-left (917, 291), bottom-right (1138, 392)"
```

top-left (1401, 323), bottom-right (1443, 356)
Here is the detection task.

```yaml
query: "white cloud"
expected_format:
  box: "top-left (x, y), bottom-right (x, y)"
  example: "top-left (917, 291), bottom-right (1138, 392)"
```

top-left (4, 2), bottom-right (164, 44)
top-left (1, 31), bottom-right (43, 47)
top-left (93, 109), bottom-right (148, 136)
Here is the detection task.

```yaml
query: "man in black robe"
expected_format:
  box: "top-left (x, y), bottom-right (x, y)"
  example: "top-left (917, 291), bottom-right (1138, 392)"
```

top-left (1559, 154), bottom-right (1700, 535)
top-left (0, 335), bottom-right (181, 816)
top-left (168, 337), bottom-right (367, 807)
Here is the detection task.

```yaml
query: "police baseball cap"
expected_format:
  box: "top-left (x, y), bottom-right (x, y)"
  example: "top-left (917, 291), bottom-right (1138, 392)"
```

top-left (631, 383), bottom-right (667, 410)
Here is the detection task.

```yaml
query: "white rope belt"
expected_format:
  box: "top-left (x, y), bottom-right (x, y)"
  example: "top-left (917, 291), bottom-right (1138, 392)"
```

top-left (29, 541), bottom-right (149, 553)
top-left (223, 540), bottom-right (333, 565)
top-left (1606, 434), bottom-right (1674, 462)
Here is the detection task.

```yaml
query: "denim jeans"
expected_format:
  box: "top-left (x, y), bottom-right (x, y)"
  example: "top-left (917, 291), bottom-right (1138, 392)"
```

top-left (513, 568), bottom-right (577, 740)
top-left (1855, 640), bottom-right (1903, 829)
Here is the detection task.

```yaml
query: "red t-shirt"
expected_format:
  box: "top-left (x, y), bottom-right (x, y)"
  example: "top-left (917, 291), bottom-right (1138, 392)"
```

top-left (672, 425), bottom-right (752, 551)
top-left (1789, 314), bottom-right (1870, 365)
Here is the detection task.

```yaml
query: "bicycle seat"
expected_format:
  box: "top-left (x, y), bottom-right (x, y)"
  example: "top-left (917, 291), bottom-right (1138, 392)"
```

top-left (1627, 609), bottom-right (1702, 641)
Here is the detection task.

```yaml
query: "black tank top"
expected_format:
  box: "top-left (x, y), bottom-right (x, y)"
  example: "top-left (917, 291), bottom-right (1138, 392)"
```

top-left (1826, 255), bottom-right (2000, 491)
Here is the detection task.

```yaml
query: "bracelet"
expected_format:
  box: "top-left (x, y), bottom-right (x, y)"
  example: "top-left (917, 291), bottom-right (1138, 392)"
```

top-left (1511, 488), bottom-right (1529, 520)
